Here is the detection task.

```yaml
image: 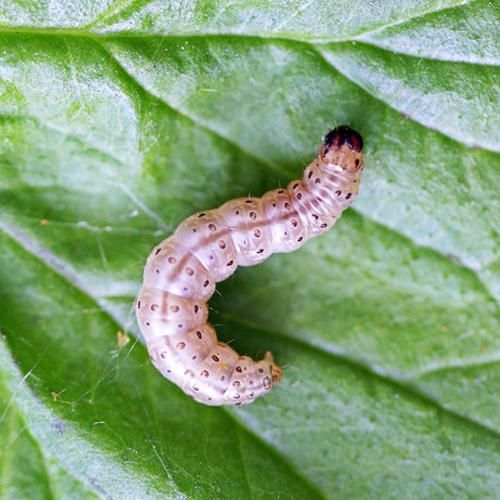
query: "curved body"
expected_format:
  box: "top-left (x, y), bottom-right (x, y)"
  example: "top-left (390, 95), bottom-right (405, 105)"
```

top-left (136, 126), bottom-right (364, 405)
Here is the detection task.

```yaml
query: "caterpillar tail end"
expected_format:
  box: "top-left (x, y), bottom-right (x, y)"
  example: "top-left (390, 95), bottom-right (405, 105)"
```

top-left (265, 351), bottom-right (283, 387)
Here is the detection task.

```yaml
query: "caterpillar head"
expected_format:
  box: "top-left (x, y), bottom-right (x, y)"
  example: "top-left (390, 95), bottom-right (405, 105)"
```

top-left (320, 126), bottom-right (364, 173)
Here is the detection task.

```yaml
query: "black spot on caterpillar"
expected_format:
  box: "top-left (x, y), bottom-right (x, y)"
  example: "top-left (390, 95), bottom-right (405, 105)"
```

top-left (136, 126), bottom-right (364, 405)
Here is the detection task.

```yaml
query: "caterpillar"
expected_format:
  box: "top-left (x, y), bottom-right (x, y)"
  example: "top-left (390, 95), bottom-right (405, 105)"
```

top-left (136, 126), bottom-right (364, 406)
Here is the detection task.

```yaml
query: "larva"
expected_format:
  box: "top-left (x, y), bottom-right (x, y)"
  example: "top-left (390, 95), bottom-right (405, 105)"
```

top-left (136, 126), bottom-right (364, 406)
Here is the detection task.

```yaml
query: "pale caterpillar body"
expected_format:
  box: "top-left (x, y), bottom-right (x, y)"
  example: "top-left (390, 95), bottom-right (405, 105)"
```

top-left (136, 126), bottom-right (364, 405)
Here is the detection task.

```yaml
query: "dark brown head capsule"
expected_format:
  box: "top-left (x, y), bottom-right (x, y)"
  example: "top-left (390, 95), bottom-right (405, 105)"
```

top-left (324, 125), bottom-right (363, 153)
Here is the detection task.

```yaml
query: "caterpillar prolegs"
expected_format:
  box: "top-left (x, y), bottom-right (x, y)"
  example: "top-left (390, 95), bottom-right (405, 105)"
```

top-left (136, 126), bottom-right (364, 405)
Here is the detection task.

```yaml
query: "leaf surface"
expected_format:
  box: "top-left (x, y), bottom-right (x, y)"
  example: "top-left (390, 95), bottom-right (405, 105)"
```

top-left (1, 1), bottom-right (500, 498)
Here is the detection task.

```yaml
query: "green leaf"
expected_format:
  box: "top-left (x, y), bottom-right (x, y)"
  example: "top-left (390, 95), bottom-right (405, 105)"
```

top-left (1, 0), bottom-right (500, 498)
